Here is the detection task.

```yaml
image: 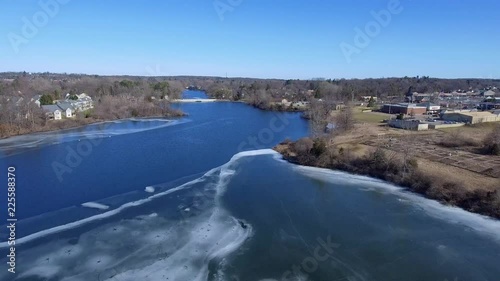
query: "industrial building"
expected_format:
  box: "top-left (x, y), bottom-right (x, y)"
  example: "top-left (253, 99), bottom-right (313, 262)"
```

top-left (442, 112), bottom-right (500, 124)
top-left (381, 103), bottom-right (427, 115)
top-left (388, 119), bottom-right (429, 131)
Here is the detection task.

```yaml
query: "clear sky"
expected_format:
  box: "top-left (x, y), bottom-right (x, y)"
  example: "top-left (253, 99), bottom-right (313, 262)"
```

top-left (1, 0), bottom-right (499, 79)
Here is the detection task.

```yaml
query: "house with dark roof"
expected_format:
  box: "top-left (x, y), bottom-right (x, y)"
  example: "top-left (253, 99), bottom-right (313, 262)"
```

top-left (41, 105), bottom-right (62, 120)
top-left (56, 101), bottom-right (75, 118)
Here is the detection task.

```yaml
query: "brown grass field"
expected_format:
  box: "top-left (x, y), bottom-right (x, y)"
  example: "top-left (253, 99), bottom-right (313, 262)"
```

top-left (331, 122), bottom-right (500, 192)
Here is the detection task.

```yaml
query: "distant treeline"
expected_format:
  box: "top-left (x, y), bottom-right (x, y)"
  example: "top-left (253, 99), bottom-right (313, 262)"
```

top-left (1, 72), bottom-right (499, 131)
top-left (2, 72), bottom-right (499, 103)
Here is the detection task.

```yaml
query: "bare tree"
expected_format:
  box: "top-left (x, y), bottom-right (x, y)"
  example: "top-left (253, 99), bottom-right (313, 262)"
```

top-left (309, 100), bottom-right (329, 136)
top-left (334, 106), bottom-right (354, 132)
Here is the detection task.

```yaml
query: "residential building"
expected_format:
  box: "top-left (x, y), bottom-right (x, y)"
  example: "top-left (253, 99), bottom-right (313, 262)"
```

top-left (479, 97), bottom-right (500, 110)
top-left (360, 96), bottom-right (377, 102)
top-left (414, 93), bottom-right (432, 103)
top-left (291, 101), bottom-right (309, 109)
top-left (331, 103), bottom-right (346, 111)
top-left (325, 123), bottom-right (336, 133)
top-left (13, 96), bottom-right (25, 106)
top-left (41, 105), bottom-right (62, 120)
top-left (281, 99), bottom-right (292, 107)
top-left (66, 93), bottom-right (94, 111)
top-left (31, 95), bottom-right (42, 107)
top-left (56, 101), bottom-right (75, 118)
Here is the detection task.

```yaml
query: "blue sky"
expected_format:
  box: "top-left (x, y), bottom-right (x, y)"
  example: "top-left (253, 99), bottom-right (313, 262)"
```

top-left (1, 0), bottom-right (499, 79)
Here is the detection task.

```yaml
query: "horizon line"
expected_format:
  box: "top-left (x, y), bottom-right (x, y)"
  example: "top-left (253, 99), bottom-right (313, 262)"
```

top-left (0, 71), bottom-right (499, 81)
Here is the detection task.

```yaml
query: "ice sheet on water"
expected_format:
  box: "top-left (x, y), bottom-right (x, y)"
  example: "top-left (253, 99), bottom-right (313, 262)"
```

top-left (294, 164), bottom-right (500, 243)
top-left (7, 208), bottom-right (251, 281)
top-left (0, 150), bottom-right (279, 281)
top-left (0, 118), bottom-right (188, 157)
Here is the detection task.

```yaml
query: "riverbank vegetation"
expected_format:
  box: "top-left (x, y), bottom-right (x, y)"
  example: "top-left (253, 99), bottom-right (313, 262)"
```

top-left (2, 72), bottom-right (500, 117)
top-left (0, 73), bottom-right (185, 138)
top-left (275, 120), bottom-right (500, 219)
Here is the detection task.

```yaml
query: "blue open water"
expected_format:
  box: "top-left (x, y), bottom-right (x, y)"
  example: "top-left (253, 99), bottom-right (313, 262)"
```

top-left (0, 91), bottom-right (499, 281)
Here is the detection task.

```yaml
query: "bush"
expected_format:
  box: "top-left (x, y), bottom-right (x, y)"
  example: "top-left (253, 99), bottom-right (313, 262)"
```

top-left (294, 138), bottom-right (314, 155)
top-left (426, 181), bottom-right (466, 204)
top-left (482, 125), bottom-right (500, 155)
top-left (130, 108), bottom-right (139, 117)
top-left (438, 138), bottom-right (478, 148)
top-left (311, 138), bottom-right (327, 156)
top-left (407, 158), bottom-right (419, 169)
top-left (403, 170), bottom-right (432, 193)
top-left (438, 130), bottom-right (479, 148)
top-left (489, 143), bottom-right (500, 155)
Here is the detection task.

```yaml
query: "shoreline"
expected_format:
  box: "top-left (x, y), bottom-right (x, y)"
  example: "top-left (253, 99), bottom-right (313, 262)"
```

top-left (274, 140), bottom-right (500, 220)
top-left (0, 112), bottom-right (186, 140)
top-left (202, 96), bottom-right (307, 113)
top-left (2, 98), bottom-right (304, 139)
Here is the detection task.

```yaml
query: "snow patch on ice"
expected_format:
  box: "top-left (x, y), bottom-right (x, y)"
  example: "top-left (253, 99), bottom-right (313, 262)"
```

top-left (81, 202), bottom-right (110, 210)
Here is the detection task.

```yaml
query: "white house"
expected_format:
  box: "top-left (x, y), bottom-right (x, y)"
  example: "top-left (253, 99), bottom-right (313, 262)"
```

top-left (41, 105), bottom-right (62, 120)
top-left (63, 108), bottom-right (73, 118)
top-left (56, 102), bottom-right (75, 118)
top-left (31, 95), bottom-right (42, 107)
top-left (54, 109), bottom-right (62, 120)
top-left (66, 93), bottom-right (94, 111)
top-left (281, 99), bottom-right (292, 107)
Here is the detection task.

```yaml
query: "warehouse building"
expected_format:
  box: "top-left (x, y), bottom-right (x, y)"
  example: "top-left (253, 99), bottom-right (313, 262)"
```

top-left (381, 103), bottom-right (427, 115)
top-left (442, 112), bottom-right (500, 124)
